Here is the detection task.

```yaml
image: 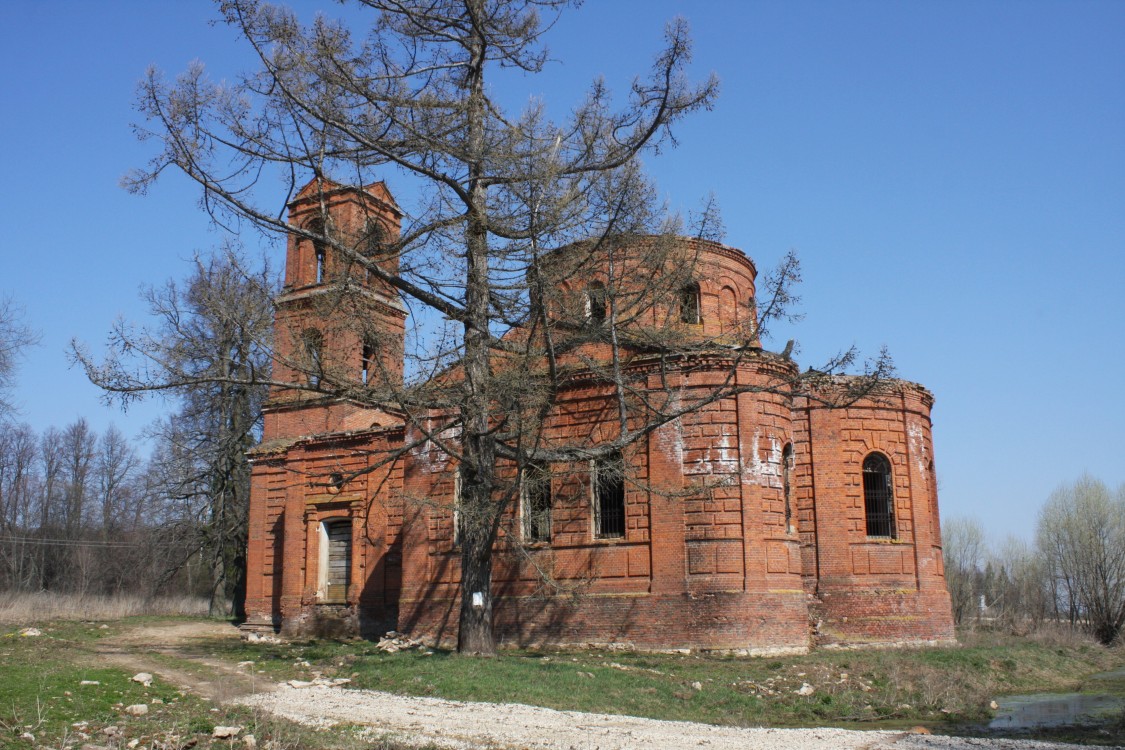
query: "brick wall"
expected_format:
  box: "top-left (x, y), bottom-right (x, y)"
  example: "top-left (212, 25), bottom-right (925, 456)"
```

top-left (795, 381), bottom-right (954, 645)
top-left (241, 180), bottom-right (954, 650)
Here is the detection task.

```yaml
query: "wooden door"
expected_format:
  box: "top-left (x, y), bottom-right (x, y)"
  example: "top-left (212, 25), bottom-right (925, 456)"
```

top-left (324, 521), bottom-right (351, 603)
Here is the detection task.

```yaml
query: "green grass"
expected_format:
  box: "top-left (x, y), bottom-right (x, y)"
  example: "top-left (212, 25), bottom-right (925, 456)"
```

top-left (0, 620), bottom-right (427, 750)
top-left (0, 622), bottom-right (191, 748)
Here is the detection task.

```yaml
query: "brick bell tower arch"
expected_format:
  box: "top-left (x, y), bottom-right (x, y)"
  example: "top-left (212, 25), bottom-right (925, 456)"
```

top-left (272, 177), bottom-right (406, 411)
top-left (242, 178), bottom-right (407, 637)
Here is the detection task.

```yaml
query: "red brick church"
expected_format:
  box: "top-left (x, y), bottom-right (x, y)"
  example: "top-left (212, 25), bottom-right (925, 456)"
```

top-left (241, 179), bottom-right (955, 653)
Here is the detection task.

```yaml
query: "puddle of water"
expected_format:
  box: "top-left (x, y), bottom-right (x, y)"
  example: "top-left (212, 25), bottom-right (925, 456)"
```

top-left (990, 692), bottom-right (1124, 730)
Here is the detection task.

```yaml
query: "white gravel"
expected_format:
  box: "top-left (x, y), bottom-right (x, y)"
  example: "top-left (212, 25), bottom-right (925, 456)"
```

top-left (236, 683), bottom-right (1121, 750)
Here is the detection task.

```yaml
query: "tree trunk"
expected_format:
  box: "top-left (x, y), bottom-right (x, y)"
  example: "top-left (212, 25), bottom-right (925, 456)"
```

top-left (456, 0), bottom-right (497, 655)
top-left (458, 523), bottom-right (495, 655)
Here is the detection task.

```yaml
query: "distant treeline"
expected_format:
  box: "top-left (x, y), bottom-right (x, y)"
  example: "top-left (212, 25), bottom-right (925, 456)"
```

top-left (943, 475), bottom-right (1125, 645)
top-left (0, 419), bottom-right (208, 600)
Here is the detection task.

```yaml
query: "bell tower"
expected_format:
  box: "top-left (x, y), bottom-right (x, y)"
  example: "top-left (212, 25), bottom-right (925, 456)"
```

top-left (263, 177), bottom-right (406, 441)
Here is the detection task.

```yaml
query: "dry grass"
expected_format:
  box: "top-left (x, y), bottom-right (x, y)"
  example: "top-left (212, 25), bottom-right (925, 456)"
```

top-left (0, 590), bottom-right (210, 623)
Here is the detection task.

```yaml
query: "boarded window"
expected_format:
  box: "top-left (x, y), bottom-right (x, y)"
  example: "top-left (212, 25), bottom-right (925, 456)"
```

top-left (321, 520), bottom-right (351, 603)
top-left (863, 453), bottom-right (896, 538)
top-left (522, 463), bottom-right (552, 543)
top-left (594, 452), bottom-right (625, 539)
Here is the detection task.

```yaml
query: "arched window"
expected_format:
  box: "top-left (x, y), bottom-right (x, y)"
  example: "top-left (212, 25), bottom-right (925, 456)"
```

top-left (585, 282), bottom-right (607, 325)
top-left (782, 443), bottom-right (794, 533)
top-left (593, 451), bottom-right (625, 539)
top-left (679, 282), bottom-right (701, 324)
top-left (521, 462), bottom-right (552, 543)
top-left (315, 244), bottom-right (326, 283)
top-left (361, 221), bottom-right (386, 284)
top-left (863, 453), bottom-right (896, 538)
top-left (302, 329), bottom-right (324, 388)
top-left (318, 519), bottom-right (351, 604)
top-left (718, 286), bottom-right (737, 332)
top-left (362, 220), bottom-right (386, 256)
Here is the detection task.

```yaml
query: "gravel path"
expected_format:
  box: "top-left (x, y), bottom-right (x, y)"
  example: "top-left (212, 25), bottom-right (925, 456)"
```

top-left (236, 683), bottom-right (1120, 750)
top-left (88, 622), bottom-right (1120, 750)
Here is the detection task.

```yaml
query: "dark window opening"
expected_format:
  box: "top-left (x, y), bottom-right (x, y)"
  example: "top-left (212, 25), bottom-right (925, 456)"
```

top-left (680, 282), bottom-right (701, 324)
top-left (361, 339), bottom-right (377, 385)
top-left (322, 520), bottom-right (351, 603)
top-left (306, 219), bottom-right (327, 285)
top-left (928, 459), bottom-right (941, 547)
top-left (361, 221), bottom-right (386, 283)
top-left (594, 452), bottom-right (625, 538)
top-left (863, 453), bottom-right (896, 538)
top-left (586, 283), bottom-right (607, 325)
top-left (782, 443), bottom-right (794, 532)
top-left (522, 463), bottom-right (552, 543)
top-left (362, 221), bottom-right (386, 256)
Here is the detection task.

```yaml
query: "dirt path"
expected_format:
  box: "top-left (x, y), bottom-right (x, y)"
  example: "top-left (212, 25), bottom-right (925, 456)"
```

top-left (93, 622), bottom-right (1117, 750)
top-left (94, 620), bottom-right (272, 702)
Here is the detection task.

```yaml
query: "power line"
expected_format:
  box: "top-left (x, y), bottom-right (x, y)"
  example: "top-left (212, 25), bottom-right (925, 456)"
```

top-left (0, 535), bottom-right (145, 549)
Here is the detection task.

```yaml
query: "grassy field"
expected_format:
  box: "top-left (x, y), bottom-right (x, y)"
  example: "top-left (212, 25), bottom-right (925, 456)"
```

top-left (0, 620), bottom-right (431, 750)
top-left (0, 613), bottom-right (1122, 749)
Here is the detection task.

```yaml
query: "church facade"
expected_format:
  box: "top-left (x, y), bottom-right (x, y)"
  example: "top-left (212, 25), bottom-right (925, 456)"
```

top-left (241, 180), bottom-right (955, 653)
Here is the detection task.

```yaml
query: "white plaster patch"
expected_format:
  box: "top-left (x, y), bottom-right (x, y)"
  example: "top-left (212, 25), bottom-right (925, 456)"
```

top-left (410, 421), bottom-right (457, 474)
top-left (657, 394), bottom-right (684, 467)
top-left (908, 423), bottom-right (927, 477)
top-left (744, 430), bottom-right (783, 487)
top-left (713, 448), bottom-right (739, 466)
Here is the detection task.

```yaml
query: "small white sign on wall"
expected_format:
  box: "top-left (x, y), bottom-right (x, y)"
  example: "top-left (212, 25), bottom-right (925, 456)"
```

top-left (472, 592), bottom-right (484, 608)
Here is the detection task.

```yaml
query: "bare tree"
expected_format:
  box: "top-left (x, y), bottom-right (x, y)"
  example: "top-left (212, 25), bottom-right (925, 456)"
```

top-left (1037, 475), bottom-right (1125, 645)
top-left (116, 0), bottom-right (891, 653)
top-left (986, 536), bottom-right (1049, 633)
top-left (75, 252), bottom-right (275, 616)
top-left (0, 297), bottom-right (38, 421)
top-left (60, 419), bottom-right (96, 544)
top-left (95, 426), bottom-right (140, 536)
top-left (0, 423), bottom-right (39, 588)
top-left (942, 516), bottom-right (986, 626)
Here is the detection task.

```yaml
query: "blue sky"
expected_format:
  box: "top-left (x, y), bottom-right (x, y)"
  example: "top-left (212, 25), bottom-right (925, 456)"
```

top-left (0, 1), bottom-right (1122, 544)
